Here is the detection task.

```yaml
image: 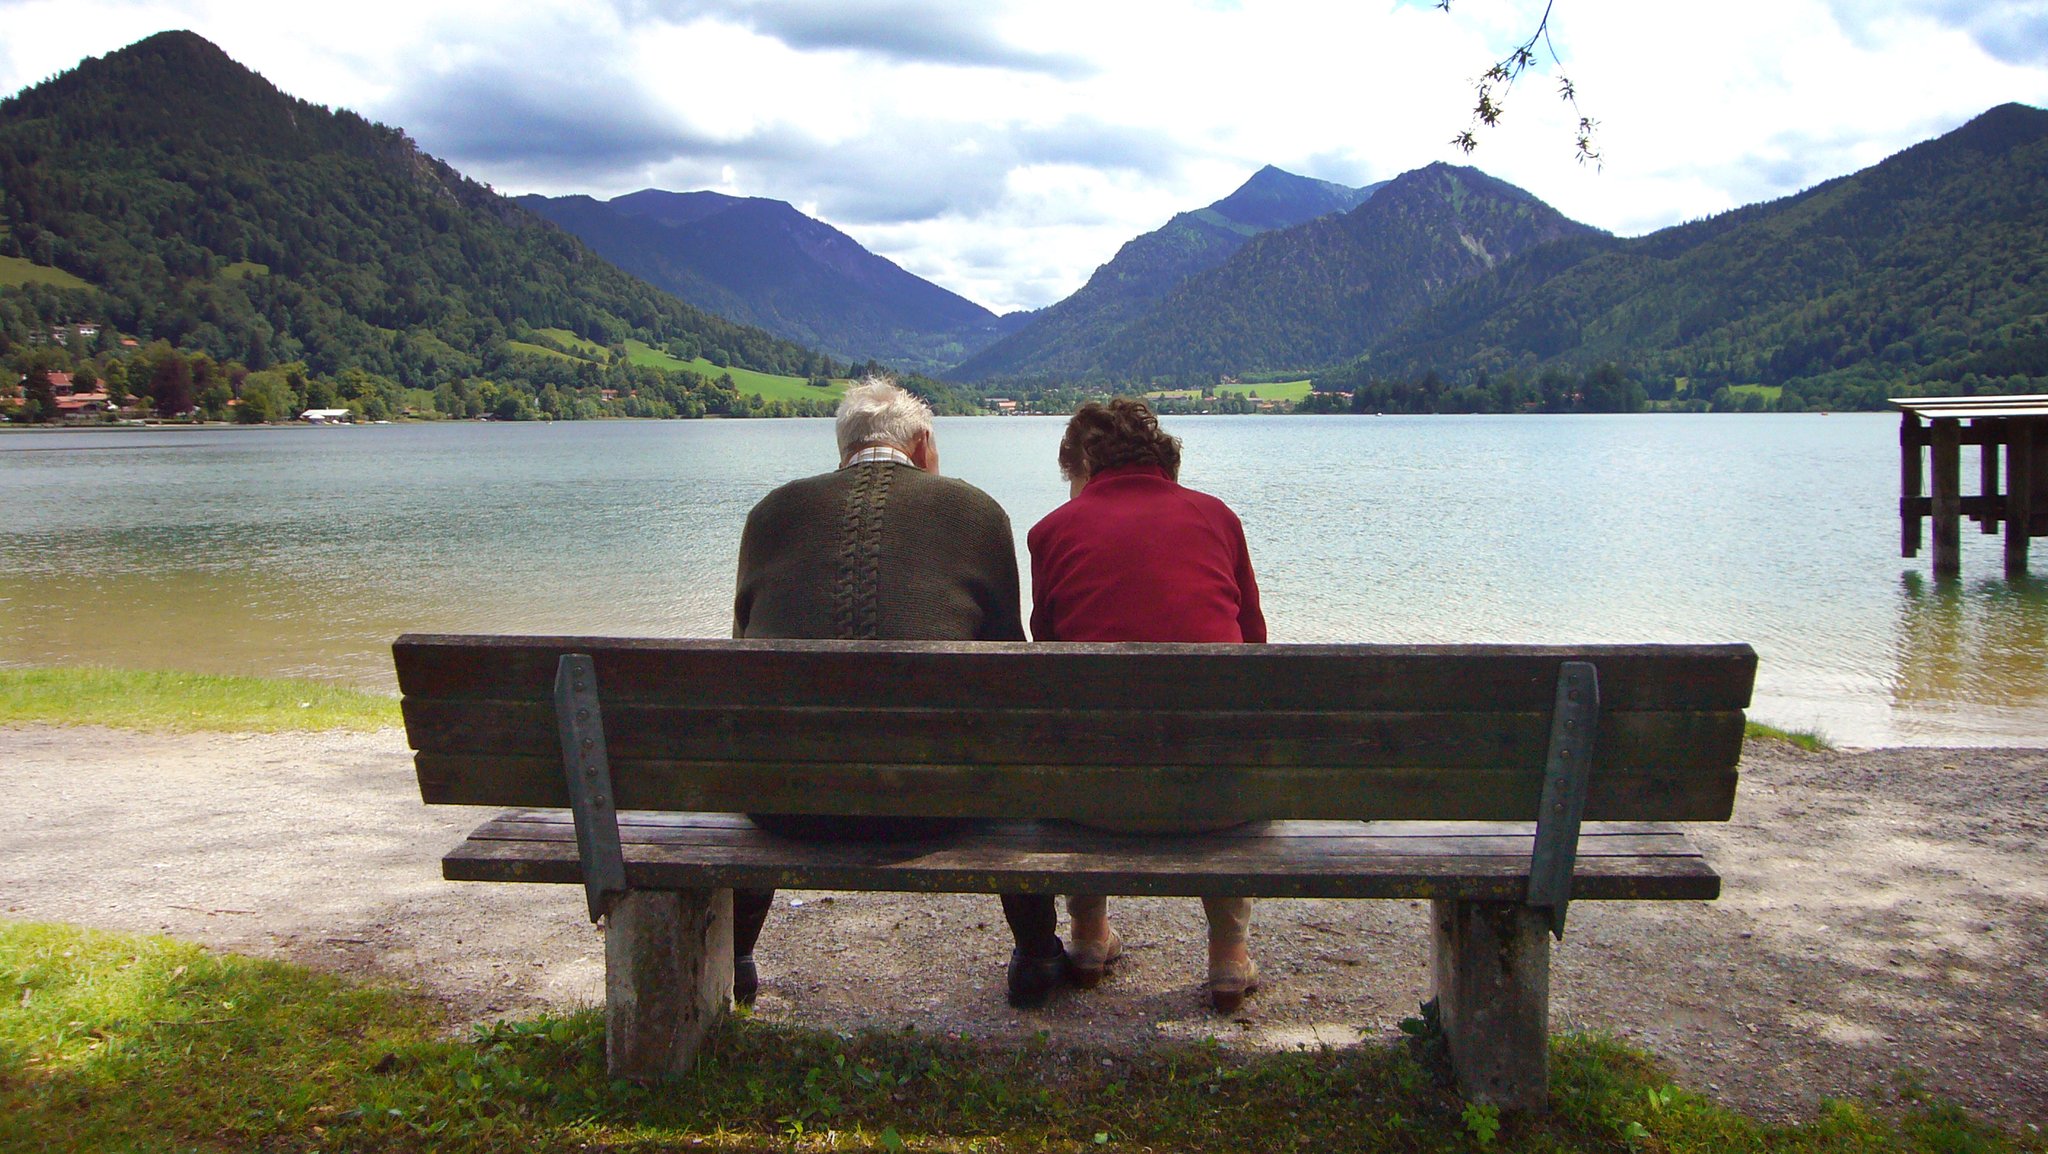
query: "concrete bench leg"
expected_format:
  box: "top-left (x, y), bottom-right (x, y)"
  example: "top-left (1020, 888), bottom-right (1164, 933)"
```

top-left (605, 887), bottom-right (733, 1080)
top-left (1430, 898), bottom-right (1551, 1112)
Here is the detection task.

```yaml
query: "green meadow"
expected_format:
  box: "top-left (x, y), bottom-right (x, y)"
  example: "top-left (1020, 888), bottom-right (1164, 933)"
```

top-left (523, 328), bottom-right (846, 404)
top-left (621, 339), bottom-right (846, 403)
top-left (0, 254), bottom-right (90, 289)
top-left (1725, 384), bottom-right (1785, 402)
top-left (1147, 379), bottom-right (1314, 404)
top-left (531, 327), bottom-right (611, 358)
top-left (1231, 379), bottom-right (1314, 403)
top-left (505, 339), bottom-right (583, 362)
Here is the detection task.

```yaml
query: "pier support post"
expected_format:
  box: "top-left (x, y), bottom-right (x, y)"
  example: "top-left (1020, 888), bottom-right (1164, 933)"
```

top-left (1901, 412), bottom-right (1924, 558)
top-left (1932, 419), bottom-right (1962, 579)
top-left (2009, 420), bottom-right (2035, 579)
top-left (1979, 421), bottom-right (2000, 535)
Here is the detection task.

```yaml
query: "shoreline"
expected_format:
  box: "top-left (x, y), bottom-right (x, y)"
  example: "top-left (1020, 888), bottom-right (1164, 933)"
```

top-left (1, 722), bottom-right (2042, 1126)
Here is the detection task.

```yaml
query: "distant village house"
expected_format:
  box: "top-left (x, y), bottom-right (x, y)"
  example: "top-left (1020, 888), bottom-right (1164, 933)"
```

top-left (35, 322), bottom-right (100, 346)
top-left (11, 370), bottom-right (115, 417)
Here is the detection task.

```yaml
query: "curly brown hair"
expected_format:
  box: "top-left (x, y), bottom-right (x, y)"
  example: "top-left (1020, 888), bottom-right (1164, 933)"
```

top-left (1057, 397), bottom-right (1182, 481)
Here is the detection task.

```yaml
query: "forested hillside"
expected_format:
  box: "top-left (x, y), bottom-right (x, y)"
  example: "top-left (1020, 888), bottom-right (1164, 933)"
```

top-left (0, 31), bottom-right (831, 415)
top-left (520, 189), bottom-right (1017, 374)
top-left (1331, 103), bottom-right (2048, 410)
top-left (1096, 163), bottom-right (1600, 383)
top-left (950, 166), bottom-right (1378, 382)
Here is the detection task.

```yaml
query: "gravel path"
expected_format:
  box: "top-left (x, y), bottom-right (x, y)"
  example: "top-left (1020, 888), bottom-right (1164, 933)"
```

top-left (1, 725), bottom-right (2042, 1127)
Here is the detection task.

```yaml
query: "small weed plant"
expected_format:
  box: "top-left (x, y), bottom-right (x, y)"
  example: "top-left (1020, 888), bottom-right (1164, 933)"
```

top-left (1745, 719), bottom-right (1834, 751)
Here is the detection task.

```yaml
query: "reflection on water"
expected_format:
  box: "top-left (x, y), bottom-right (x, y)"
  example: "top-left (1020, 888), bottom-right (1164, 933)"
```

top-left (1890, 572), bottom-right (2048, 743)
top-left (3, 416), bottom-right (2045, 747)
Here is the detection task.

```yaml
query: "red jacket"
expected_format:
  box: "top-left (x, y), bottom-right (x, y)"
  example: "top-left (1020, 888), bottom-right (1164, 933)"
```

top-left (1027, 464), bottom-right (1266, 643)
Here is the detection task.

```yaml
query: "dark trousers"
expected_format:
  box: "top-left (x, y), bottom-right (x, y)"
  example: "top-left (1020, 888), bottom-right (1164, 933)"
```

top-left (733, 811), bottom-right (1064, 967)
top-left (734, 886), bottom-right (775, 957)
top-left (1000, 893), bottom-right (1061, 958)
top-left (736, 890), bottom-right (1058, 958)
top-left (734, 814), bottom-right (997, 960)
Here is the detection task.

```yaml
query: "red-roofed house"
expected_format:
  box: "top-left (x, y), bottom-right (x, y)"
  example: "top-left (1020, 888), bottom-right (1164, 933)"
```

top-left (12, 370), bottom-right (115, 416)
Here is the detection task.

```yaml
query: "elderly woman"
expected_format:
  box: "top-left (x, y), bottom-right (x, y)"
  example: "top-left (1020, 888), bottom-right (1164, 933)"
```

top-left (1024, 397), bottom-right (1267, 1012)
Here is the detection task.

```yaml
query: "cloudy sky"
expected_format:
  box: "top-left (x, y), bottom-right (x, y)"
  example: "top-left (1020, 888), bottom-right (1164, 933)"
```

top-left (4, 0), bottom-right (2047, 314)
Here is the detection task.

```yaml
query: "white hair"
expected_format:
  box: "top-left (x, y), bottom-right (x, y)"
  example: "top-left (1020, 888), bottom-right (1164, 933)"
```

top-left (835, 376), bottom-right (933, 458)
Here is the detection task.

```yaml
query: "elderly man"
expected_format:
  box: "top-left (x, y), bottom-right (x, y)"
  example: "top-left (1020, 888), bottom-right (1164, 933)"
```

top-left (728, 377), bottom-right (1068, 1008)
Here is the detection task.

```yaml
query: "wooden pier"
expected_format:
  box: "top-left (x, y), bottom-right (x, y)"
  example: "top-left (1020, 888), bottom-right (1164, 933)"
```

top-left (1895, 395), bottom-right (2048, 579)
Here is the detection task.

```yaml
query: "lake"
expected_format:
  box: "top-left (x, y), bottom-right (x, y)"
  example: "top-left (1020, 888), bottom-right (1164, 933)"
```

top-left (4, 414), bottom-right (2043, 747)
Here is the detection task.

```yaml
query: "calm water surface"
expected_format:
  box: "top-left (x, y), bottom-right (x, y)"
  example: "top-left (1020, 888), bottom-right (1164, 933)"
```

top-left (4, 414), bottom-right (2043, 747)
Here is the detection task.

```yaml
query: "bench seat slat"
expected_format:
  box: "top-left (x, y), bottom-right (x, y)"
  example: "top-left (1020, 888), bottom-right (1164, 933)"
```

top-left (467, 812), bottom-right (1707, 858)
top-left (415, 754), bottom-right (1738, 822)
top-left (399, 700), bottom-right (1744, 772)
top-left (441, 818), bottom-right (1719, 901)
top-left (394, 636), bottom-right (1757, 713)
top-left (489, 809), bottom-right (1690, 843)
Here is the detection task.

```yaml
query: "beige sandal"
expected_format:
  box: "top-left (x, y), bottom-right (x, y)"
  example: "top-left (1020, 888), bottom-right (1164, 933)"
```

top-left (1066, 928), bottom-right (1124, 989)
top-left (1207, 958), bottom-right (1260, 1014)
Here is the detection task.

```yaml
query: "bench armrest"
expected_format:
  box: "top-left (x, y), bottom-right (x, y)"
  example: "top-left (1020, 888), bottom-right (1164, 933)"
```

top-left (1526, 661), bottom-right (1599, 937)
top-left (557, 654), bottom-right (626, 922)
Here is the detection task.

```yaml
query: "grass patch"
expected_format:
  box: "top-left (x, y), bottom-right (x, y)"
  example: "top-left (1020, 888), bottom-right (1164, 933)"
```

top-left (1146, 380), bottom-right (1313, 404)
top-left (621, 337), bottom-right (698, 373)
top-left (1228, 379), bottom-right (1312, 403)
top-left (505, 339), bottom-right (583, 363)
top-left (626, 342), bottom-right (845, 404)
top-left (708, 361), bottom-right (845, 405)
top-left (517, 332), bottom-right (844, 404)
top-left (0, 666), bottom-right (398, 733)
top-left (530, 327), bottom-right (611, 358)
top-left (217, 260), bottom-right (270, 279)
top-left (1745, 719), bottom-right (1834, 752)
top-left (1726, 384), bottom-right (1784, 401)
top-left (0, 254), bottom-right (90, 289)
top-left (3, 921), bottom-right (2036, 1153)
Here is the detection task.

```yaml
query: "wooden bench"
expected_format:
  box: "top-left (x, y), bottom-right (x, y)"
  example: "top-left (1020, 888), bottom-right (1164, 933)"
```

top-left (396, 634), bottom-right (1755, 1110)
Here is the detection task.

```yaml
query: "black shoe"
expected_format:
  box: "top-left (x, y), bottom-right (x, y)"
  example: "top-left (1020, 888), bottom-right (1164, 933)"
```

top-left (1006, 946), bottom-right (1068, 1009)
top-left (734, 954), bottom-right (758, 1006)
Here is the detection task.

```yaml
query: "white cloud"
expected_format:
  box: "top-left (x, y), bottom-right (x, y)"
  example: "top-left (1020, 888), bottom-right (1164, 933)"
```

top-left (3, 0), bottom-right (2047, 313)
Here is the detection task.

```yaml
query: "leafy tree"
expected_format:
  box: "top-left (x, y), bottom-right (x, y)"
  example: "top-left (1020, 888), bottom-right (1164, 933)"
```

top-left (148, 348), bottom-right (194, 416)
top-left (1580, 363), bottom-right (1644, 412)
top-left (236, 372), bottom-right (293, 422)
top-left (197, 381), bottom-right (233, 420)
top-left (20, 365), bottom-right (58, 422)
top-left (100, 359), bottom-right (131, 407)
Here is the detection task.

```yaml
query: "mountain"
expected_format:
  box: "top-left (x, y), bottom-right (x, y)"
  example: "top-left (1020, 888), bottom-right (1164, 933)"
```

top-left (518, 189), bottom-right (1017, 373)
top-left (0, 31), bottom-right (828, 397)
top-left (949, 166), bottom-right (1381, 381)
top-left (1093, 163), bottom-right (1601, 382)
top-left (1338, 103), bottom-right (2048, 409)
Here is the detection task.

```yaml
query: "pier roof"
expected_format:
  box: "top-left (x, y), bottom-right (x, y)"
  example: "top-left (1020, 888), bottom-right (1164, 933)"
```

top-left (1890, 395), bottom-right (2048, 420)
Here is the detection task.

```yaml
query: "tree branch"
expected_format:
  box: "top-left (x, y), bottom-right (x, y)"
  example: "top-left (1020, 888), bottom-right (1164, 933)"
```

top-left (1439, 0), bottom-right (1600, 167)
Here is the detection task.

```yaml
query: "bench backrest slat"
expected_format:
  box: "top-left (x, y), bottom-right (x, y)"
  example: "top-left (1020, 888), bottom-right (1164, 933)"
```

top-left (396, 635), bottom-right (1755, 825)
top-left (400, 701), bottom-right (1743, 770)
top-left (396, 637), bottom-right (1755, 712)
